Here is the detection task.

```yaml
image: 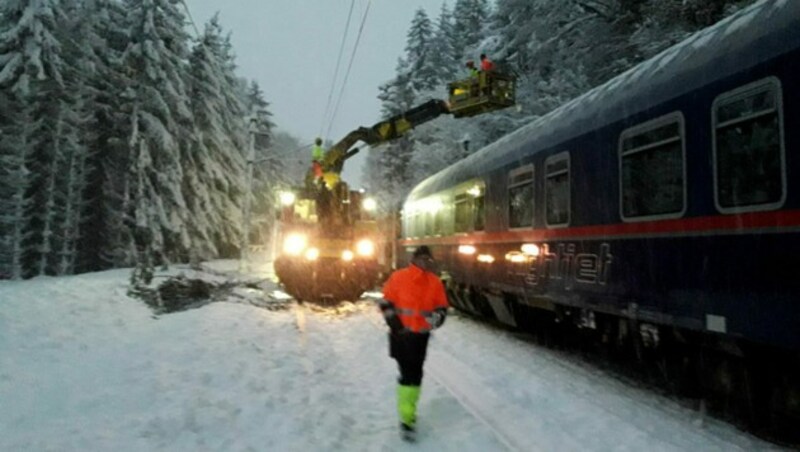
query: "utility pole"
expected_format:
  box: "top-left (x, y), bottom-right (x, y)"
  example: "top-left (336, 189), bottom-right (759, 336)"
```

top-left (240, 117), bottom-right (257, 272)
top-left (391, 202), bottom-right (398, 270)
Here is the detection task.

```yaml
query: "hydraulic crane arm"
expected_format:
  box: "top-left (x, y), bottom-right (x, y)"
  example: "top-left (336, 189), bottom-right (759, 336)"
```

top-left (312, 71), bottom-right (516, 189)
top-left (321, 99), bottom-right (450, 174)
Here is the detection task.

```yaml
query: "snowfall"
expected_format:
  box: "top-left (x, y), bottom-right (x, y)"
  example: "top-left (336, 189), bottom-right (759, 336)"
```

top-left (0, 261), bottom-right (785, 452)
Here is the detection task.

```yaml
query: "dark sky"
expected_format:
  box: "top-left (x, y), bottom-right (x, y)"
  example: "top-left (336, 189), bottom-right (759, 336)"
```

top-left (185, 0), bottom-right (447, 187)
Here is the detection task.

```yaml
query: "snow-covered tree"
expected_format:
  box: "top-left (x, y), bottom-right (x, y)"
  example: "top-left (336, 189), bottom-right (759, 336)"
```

top-left (0, 91), bottom-right (27, 279)
top-left (185, 15), bottom-right (256, 259)
top-left (371, 54), bottom-right (422, 207)
top-left (0, 0), bottom-right (85, 277)
top-left (631, 0), bottom-right (756, 59)
top-left (378, 58), bottom-right (416, 118)
top-left (241, 80), bottom-right (282, 251)
top-left (245, 80), bottom-right (274, 153)
top-left (428, 2), bottom-right (459, 85)
top-left (74, 0), bottom-right (136, 272)
top-left (404, 8), bottom-right (438, 94)
top-left (268, 130), bottom-right (305, 184)
top-left (453, 0), bottom-right (491, 58)
top-left (122, 0), bottom-right (193, 266)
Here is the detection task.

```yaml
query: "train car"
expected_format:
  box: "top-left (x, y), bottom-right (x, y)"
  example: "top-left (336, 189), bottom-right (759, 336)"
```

top-left (399, 1), bottom-right (800, 436)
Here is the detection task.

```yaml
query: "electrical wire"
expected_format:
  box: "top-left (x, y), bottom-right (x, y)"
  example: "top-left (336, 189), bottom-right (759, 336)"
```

top-left (319, 0), bottom-right (356, 140)
top-left (179, 0), bottom-right (202, 38)
top-left (179, 0), bottom-right (236, 104)
top-left (179, 0), bottom-right (269, 144)
top-left (324, 0), bottom-right (371, 141)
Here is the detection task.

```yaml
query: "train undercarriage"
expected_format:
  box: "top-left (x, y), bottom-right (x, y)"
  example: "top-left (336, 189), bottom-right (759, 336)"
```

top-left (447, 283), bottom-right (800, 445)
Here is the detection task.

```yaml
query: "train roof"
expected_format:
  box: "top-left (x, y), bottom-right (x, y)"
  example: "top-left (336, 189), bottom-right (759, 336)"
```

top-left (408, 0), bottom-right (800, 202)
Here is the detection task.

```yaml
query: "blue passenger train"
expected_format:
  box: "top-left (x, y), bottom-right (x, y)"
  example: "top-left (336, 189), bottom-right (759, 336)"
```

top-left (399, 0), bottom-right (799, 436)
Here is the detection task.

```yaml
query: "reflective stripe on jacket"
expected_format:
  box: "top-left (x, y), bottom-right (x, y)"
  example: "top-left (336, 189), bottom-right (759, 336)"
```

top-left (382, 263), bottom-right (449, 333)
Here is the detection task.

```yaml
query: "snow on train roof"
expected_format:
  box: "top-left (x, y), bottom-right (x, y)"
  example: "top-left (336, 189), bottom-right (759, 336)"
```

top-left (409, 0), bottom-right (799, 201)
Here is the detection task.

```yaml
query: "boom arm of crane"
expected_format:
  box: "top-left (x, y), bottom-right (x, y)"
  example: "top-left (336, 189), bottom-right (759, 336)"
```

top-left (320, 99), bottom-right (450, 175)
top-left (311, 71), bottom-right (516, 190)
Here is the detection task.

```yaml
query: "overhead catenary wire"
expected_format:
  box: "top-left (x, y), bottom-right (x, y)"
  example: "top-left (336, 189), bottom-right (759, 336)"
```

top-left (180, 0), bottom-right (271, 118)
top-left (324, 0), bottom-right (372, 142)
top-left (179, 0), bottom-right (271, 146)
top-left (179, 0), bottom-right (202, 39)
top-left (319, 0), bottom-right (357, 140)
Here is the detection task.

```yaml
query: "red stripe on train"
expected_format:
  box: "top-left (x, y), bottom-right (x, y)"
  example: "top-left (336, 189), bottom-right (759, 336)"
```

top-left (399, 210), bottom-right (800, 246)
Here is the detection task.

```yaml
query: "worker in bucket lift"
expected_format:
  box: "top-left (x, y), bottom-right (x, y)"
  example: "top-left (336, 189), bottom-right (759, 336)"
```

top-left (311, 137), bottom-right (324, 181)
top-left (465, 60), bottom-right (479, 78)
top-left (480, 53), bottom-right (495, 72)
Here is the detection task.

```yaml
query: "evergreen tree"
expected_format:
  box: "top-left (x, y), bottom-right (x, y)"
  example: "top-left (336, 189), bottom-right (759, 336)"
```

top-left (0, 91), bottom-right (27, 279)
top-left (51, 0), bottom-right (93, 276)
top-left (632, 0), bottom-right (756, 59)
top-left (186, 15), bottom-right (253, 259)
top-left (243, 80), bottom-right (281, 251)
top-left (245, 80), bottom-right (274, 154)
top-left (371, 56), bottom-right (418, 207)
top-left (489, 0), bottom-right (540, 71)
top-left (0, 0), bottom-right (84, 277)
top-left (75, 0), bottom-right (136, 271)
top-left (428, 2), bottom-right (459, 85)
top-left (378, 58), bottom-right (416, 117)
top-left (453, 0), bottom-right (491, 58)
top-left (404, 8), bottom-right (438, 94)
top-left (122, 0), bottom-right (193, 267)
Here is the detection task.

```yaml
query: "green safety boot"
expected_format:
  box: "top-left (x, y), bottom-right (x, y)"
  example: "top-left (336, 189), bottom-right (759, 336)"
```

top-left (397, 384), bottom-right (421, 429)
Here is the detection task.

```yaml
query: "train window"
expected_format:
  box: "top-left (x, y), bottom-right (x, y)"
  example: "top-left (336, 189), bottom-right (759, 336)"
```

top-left (713, 77), bottom-right (785, 212)
top-left (473, 194), bottom-right (485, 231)
top-left (399, 211), bottom-right (405, 238)
top-left (414, 212), bottom-right (424, 238)
top-left (508, 165), bottom-right (534, 228)
top-left (545, 153), bottom-right (570, 227)
top-left (619, 112), bottom-right (686, 221)
top-left (454, 194), bottom-right (471, 233)
top-left (432, 209), bottom-right (443, 236)
top-left (424, 211), bottom-right (433, 237)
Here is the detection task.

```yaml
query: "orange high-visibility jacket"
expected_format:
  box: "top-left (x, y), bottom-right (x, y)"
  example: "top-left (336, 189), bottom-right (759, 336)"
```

top-left (382, 264), bottom-right (449, 333)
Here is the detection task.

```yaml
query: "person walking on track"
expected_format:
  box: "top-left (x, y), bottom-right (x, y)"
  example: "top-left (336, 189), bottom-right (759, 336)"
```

top-left (377, 245), bottom-right (449, 441)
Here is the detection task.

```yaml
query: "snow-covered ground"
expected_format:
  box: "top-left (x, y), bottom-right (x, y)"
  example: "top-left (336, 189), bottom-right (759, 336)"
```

top-left (0, 264), bottom-right (783, 451)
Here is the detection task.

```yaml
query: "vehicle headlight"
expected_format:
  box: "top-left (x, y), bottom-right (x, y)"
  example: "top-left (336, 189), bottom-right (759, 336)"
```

top-left (279, 191), bottom-right (296, 206)
top-left (283, 233), bottom-right (307, 255)
top-left (362, 198), bottom-right (377, 211)
top-left (356, 239), bottom-right (374, 257)
top-left (342, 250), bottom-right (354, 261)
top-left (304, 247), bottom-right (319, 261)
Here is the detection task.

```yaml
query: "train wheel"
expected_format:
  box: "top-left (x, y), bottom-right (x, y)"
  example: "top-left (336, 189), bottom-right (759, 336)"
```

top-left (766, 357), bottom-right (800, 443)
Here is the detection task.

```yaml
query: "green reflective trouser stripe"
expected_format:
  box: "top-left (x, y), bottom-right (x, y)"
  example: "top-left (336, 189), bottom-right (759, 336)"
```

top-left (397, 384), bottom-right (421, 426)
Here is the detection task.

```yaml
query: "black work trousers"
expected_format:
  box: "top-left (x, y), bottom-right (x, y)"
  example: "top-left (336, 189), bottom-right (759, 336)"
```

top-left (389, 332), bottom-right (430, 386)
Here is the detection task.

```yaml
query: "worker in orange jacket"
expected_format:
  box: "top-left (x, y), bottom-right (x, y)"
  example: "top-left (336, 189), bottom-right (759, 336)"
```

top-left (378, 245), bottom-right (449, 440)
top-left (479, 53), bottom-right (495, 71)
